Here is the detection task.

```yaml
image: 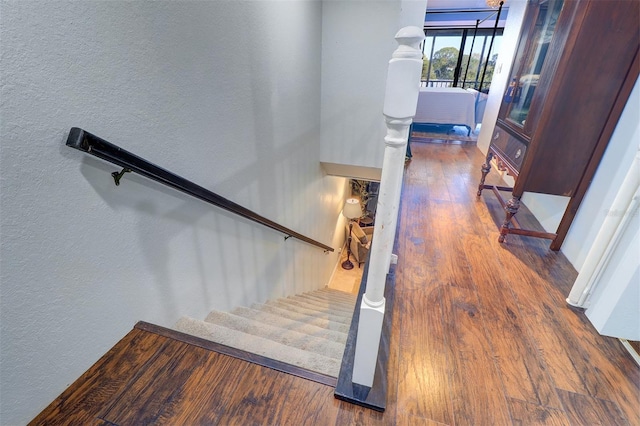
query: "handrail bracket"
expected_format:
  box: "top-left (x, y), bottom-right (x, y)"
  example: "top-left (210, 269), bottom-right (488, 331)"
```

top-left (111, 168), bottom-right (132, 186)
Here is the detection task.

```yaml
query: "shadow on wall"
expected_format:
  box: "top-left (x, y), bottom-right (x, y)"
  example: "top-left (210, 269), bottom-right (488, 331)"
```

top-left (76, 153), bottom-right (293, 322)
top-left (74, 134), bottom-right (340, 322)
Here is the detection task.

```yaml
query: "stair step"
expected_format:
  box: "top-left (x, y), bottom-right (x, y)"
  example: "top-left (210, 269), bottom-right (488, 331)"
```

top-left (318, 287), bottom-right (357, 297)
top-left (281, 296), bottom-right (355, 316)
top-left (204, 310), bottom-right (348, 347)
top-left (316, 288), bottom-right (358, 302)
top-left (272, 298), bottom-right (353, 320)
top-left (264, 300), bottom-right (352, 324)
top-left (287, 295), bottom-right (355, 313)
top-left (298, 293), bottom-right (356, 310)
top-left (305, 287), bottom-right (356, 300)
top-left (174, 288), bottom-right (358, 379)
top-left (250, 303), bottom-right (351, 333)
top-left (230, 307), bottom-right (348, 341)
top-left (174, 317), bottom-right (341, 377)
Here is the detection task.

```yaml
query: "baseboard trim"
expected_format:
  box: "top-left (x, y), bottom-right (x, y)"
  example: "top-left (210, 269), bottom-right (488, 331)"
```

top-left (620, 339), bottom-right (640, 367)
top-left (134, 321), bottom-right (337, 387)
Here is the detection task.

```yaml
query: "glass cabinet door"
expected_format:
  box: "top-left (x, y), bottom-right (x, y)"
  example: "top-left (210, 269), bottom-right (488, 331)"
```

top-left (502, 0), bottom-right (564, 129)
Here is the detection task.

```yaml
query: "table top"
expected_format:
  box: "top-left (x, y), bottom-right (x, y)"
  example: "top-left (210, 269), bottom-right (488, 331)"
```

top-left (419, 87), bottom-right (473, 95)
top-left (414, 87), bottom-right (476, 129)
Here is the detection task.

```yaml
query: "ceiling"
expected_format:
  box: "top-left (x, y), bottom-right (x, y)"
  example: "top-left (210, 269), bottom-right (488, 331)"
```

top-left (426, 0), bottom-right (502, 9)
top-left (425, 0), bottom-right (509, 28)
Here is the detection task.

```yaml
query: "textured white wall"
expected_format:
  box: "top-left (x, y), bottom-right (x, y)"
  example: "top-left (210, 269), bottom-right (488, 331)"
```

top-left (319, 0), bottom-right (427, 172)
top-left (476, 0), bottom-right (527, 155)
top-left (0, 1), bottom-right (349, 424)
top-left (585, 210), bottom-right (639, 340)
top-left (562, 79), bottom-right (639, 269)
top-left (573, 92), bottom-right (640, 339)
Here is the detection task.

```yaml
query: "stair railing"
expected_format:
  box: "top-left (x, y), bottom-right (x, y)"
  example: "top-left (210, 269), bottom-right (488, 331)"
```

top-left (66, 127), bottom-right (333, 252)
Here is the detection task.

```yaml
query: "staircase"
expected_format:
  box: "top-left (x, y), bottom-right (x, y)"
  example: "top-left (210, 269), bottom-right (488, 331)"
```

top-left (174, 288), bottom-right (357, 378)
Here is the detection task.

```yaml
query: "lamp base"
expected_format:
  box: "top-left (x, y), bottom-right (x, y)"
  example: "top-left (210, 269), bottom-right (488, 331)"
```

top-left (342, 259), bottom-right (354, 270)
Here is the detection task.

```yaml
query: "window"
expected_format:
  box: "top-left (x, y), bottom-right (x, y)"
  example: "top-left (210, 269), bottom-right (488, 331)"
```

top-left (422, 28), bottom-right (503, 92)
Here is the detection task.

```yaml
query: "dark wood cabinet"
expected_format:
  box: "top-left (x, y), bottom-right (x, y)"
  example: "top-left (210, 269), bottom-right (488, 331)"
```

top-left (478, 0), bottom-right (639, 250)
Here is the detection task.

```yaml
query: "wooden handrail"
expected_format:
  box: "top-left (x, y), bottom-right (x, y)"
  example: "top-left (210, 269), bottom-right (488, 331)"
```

top-left (66, 127), bottom-right (333, 252)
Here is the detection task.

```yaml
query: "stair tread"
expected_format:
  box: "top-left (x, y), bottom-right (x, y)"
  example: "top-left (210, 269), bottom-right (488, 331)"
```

top-left (272, 297), bottom-right (354, 316)
top-left (317, 288), bottom-right (358, 300)
top-left (264, 300), bottom-right (352, 324)
top-left (174, 317), bottom-right (342, 377)
top-left (230, 307), bottom-right (349, 338)
top-left (279, 297), bottom-right (354, 315)
top-left (287, 295), bottom-right (355, 312)
top-left (299, 292), bottom-right (356, 306)
top-left (249, 304), bottom-right (351, 333)
top-left (174, 288), bottom-right (357, 379)
top-left (204, 310), bottom-right (348, 347)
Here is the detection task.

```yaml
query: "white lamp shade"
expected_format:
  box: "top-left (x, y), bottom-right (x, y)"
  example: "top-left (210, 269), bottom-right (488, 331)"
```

top-left (343, 198), bottom-right (362, 220)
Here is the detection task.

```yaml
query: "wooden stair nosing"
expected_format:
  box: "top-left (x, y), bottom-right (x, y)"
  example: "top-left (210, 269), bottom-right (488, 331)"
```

top-left (134, 321), bottom-right (337, 387)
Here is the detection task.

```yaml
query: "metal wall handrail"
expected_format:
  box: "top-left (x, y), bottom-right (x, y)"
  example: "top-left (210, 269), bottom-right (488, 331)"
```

top-left (66, 127), bottom-right (334, 252)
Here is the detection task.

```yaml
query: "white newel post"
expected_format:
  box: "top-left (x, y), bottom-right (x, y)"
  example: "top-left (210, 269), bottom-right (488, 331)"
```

top-left (352, 27), bottom-right (424, 387)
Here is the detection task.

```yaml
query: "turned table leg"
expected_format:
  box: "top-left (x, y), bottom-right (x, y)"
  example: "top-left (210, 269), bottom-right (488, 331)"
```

top-left (499, 195), bottom-right (521, 243)
top-left (477, 152), bottom-right (494, 196)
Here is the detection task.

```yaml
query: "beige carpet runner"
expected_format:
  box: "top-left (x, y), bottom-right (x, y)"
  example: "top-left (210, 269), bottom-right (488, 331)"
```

top-left (174, 288), bottom-right (356, 378)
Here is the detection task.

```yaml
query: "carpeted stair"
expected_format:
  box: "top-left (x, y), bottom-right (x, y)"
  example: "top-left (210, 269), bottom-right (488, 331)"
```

top-left (174, 288), bottom-right (357, 378)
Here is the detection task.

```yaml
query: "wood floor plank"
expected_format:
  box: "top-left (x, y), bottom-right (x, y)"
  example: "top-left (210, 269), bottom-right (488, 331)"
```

top-left (99, 340), bottom-right (206, 425)
top-left (553, 308), bottom-right (640, 425)
top-left (397, 412), bottom-right (450, 426)
top-left (29, 329), bottom-right (168, 426)
top-left (422, 154), bottom-right (452, 202)
top-left (396, 285), bottom-right (454, 424)
top-left (399, 236), bottom-right (441, 292)
top-left (475, 236), bottom-right (590, 395)
top-left (507, 398), bottom-right (570, 426)
top-left (462, 233), bottom-right (563, 409)
top-left (216, 362), bottom-right (339, 426)
top-left (261, 372), bottom-right (340, 426)
top-left (556, 388), bottom-right (630, 425)
top-left (440, 284), bottom-right (512, 424)
top-left (425, 199), bottom-right (475, 291)
top-left (466, 144), bottom-right (640, 424)
top-left (153, 352), bottom-right (250, 424)
top-left (334, 400), bottom-right (388, 426)
top-left (209, 362), bottom-right (291, 425)
top-left (501, 240), bottom-right (640, 423)
top-left (498, 238), bottom-right (638, 409)
top-left (476, 173), bottom-right (638, 423)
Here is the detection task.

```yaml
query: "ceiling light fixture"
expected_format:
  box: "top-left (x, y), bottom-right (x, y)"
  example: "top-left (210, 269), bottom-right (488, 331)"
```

top-left (486, 0), bottom-right (504, 7)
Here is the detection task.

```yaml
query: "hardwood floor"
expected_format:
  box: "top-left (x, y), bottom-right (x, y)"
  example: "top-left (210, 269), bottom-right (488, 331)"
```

top-left (31, 142), bottom-right (639, 425)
